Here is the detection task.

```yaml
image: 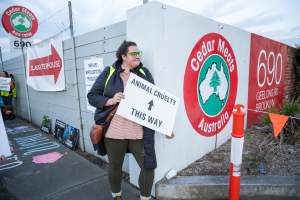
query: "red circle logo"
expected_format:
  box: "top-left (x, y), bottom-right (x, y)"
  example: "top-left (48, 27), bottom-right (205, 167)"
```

top-left (2, 6), bottom-right (38, 38)
top-left (183, 33), bottom-right (238, 137)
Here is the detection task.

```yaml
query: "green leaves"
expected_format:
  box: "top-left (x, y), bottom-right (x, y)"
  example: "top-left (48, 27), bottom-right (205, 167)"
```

top-left (280, 99), bottom-right (300, 116)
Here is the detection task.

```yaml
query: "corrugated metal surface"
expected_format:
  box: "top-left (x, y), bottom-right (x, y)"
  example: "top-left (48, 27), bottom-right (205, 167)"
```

top-left (2, 21), bottom-right (126, 161)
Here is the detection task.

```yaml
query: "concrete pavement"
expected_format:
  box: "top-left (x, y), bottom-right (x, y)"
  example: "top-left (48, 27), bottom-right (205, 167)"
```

top-left (0, 118), bottom-right (143, 200)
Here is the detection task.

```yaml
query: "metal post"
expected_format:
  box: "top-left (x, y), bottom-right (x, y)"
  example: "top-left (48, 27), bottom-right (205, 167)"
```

top-left (143, 0), bottom-right (148, 4)
top-left (0, 47), bottom-right (4, 71)
top-left (68, 1), bottom-right (86, 151)
top-left (20, 38), bottom-right (32, 122)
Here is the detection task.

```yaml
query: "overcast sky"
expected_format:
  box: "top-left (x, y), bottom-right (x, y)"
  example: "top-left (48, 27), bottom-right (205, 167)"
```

top-left (1, 0), bottom-right (299, 59)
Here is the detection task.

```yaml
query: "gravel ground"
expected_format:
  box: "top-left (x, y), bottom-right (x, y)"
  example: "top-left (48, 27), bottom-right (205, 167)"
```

top-left (179, 126), bottom-right (300, 176)
top-left (75, 126), bottom-right (300, 177)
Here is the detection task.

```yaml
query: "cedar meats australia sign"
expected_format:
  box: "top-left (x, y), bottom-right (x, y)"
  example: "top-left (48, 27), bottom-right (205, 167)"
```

top-left (2, 5), bottom-right (38, 38)
top-left (184, 33), bottom-right (238, 137)
top-left (26, 35), bottom-right (65, 91)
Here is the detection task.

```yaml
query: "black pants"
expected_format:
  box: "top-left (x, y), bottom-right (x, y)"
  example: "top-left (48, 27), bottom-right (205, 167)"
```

top-left (2, 96), bottom-right (12, 106)
top-left (104, 138), bottom-right (154, 197)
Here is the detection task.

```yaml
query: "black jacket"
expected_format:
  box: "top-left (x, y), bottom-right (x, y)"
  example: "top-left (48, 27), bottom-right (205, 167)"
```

top-left (87, 60), bottom-right (157, 169)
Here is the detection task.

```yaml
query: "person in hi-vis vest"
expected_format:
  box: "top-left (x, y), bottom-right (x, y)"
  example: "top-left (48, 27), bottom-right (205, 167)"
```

top-left (0, 71), bottom-right (16, 120)
top-left (88, 41), bottom-right (174, 200)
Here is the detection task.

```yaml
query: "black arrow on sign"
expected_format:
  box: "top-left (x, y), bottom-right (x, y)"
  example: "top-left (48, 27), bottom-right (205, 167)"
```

top-left (148, 100), bottom-right (154, 111)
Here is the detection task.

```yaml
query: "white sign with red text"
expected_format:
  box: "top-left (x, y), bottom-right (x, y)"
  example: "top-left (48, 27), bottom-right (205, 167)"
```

top-left (26, 34), bottom-right (65, 91)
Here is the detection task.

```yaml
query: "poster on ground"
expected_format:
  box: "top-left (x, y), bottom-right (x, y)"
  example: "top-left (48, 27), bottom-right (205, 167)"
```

top-left (40, 115), bottom-right (52, 134)
top-left (62, 125), bottom-right (79, 150)
top-left (54, 119), bottom-right (66, 142)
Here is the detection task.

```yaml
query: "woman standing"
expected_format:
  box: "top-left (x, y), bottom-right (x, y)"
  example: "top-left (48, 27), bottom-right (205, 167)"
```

top-left (88, 41), bottom-right (173, 200)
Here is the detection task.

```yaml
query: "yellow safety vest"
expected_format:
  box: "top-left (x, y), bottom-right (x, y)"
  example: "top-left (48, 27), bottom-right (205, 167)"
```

top-left (104, 66), bottom-right (146, 89)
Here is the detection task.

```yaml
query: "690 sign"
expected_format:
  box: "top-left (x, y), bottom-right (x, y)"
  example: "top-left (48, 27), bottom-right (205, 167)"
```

top-left (257, 49), bottom-right (283, 88)
top-left (247, 33), bottom-right (287, 127)
top-left (13, 40), bottom-right (32, 48)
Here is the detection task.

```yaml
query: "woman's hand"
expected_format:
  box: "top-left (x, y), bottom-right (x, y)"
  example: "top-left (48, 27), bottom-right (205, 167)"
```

top-left (166, 132), bottom-right (175, 139)
top-left (105, 92), bottom-right (125, 106)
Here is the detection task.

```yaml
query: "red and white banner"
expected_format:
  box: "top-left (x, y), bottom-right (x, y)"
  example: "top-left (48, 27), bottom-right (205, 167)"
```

top-left (26, 35), bottom-right (65, 91)
top-left (247, 33), bottom-right (287, 127)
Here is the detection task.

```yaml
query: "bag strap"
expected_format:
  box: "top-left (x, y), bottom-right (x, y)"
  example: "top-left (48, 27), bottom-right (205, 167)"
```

top-left (102, 65), bottom-right (146, 123)
top-left (105, 106), bottom-right (117, 123)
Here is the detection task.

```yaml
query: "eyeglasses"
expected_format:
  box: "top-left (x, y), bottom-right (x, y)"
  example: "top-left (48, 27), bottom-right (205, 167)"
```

top-left (127, 51), bottom-right (142, 57)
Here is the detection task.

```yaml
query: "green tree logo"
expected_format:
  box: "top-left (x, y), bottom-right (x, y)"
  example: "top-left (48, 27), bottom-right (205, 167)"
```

top-left (198, 55), bottom-right (229, 116)
top-left (210, 71), bottom-right (220, 92)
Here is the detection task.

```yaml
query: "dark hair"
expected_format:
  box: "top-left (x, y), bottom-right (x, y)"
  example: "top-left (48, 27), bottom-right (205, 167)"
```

top-left (3, 71), bottom-right (9, 77)
top-left (9, 74), bottom-right (14, 80)
top-left (116, 40), bottom-right (137, 63)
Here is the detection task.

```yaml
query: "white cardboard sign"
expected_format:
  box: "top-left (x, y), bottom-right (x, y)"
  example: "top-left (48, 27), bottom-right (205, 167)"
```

top-left (0, 112), bottom-right (12, 157)
top-left (116, 73), bottom-right (179, 136)
top-left (0, 77), bottom-right (11, 91)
